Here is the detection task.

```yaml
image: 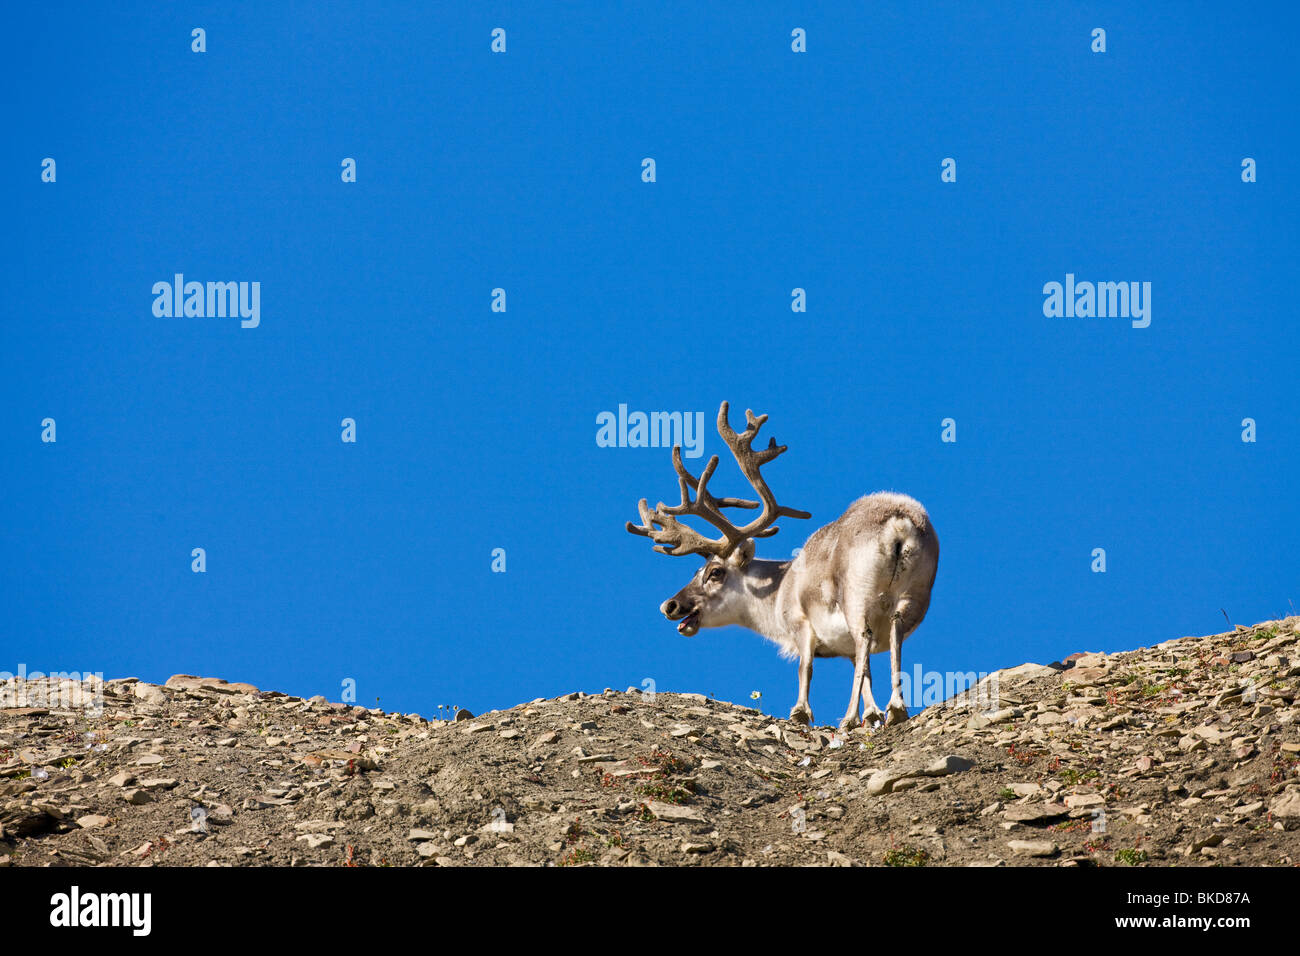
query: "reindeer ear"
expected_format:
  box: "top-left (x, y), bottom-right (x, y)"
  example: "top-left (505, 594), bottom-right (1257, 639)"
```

top-left (727, 539), bottom-right (756, 568)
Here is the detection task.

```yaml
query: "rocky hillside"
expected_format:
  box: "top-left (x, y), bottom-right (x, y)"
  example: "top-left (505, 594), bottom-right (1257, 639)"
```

top-left (3, 617), bottom-right (1299, 867)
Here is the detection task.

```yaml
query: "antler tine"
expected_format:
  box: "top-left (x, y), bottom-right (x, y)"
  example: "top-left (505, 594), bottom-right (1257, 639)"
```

top-left (716, 402), bottom-right (812, 542)
top-left (627, 447), bottom-right (751, 558)
top-left (626, 494), bottom-right (740, 558)
top-left (665, 447), bottom-right (761, 513)
top-left (628, 402), bottom-right (810, 559)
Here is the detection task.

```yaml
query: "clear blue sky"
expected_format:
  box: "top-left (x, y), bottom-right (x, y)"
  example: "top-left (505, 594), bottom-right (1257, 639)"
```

top-left (3, 3), bottom-right (1296, 723)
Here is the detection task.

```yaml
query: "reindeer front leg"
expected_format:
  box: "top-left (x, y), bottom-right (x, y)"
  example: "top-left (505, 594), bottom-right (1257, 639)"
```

top-left (789, 654), bottom-right (813, 725)
top-left (858, 644), bottom-right (886, 728)
top-left (839, 637), bottom-right (868, 732)
top-left (841, 597), bottom-right (884, 731)
top-left (885, 614), bottom-right (909, 726)
top-left (788, 620), bottom-right (814, 725)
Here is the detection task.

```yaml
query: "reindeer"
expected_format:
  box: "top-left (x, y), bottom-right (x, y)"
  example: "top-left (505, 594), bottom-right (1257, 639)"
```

top-left (627, 402), bottom-right (939, 730)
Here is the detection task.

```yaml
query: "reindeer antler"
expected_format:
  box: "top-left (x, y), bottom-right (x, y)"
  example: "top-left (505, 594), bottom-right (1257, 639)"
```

top-left (626, 402), bottom-right (810, 558)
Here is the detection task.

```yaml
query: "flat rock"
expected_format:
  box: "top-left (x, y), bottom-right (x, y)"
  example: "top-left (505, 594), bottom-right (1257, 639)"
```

top-left (1270, 788), bottom-right (1300, 818)
top-left (1007, 840), bottom-right (1059, 857)
top-left (1063, 793), bottom-right (1105, 809)
top-left (922, 754), bottom-right (974, 776)
top-left (646, 801), bottom-right (707, 823)
top-left (165, 675), bottom-right (259, 696)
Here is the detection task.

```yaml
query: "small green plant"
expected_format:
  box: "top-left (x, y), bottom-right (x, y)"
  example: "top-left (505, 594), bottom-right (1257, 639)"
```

top-left (639, 750), bottom-right (692, 776)
top-left (636, 781), bottom-right (693, 804)
top-left (1057, 767), bottom-right (1100, 786)
top-left (1050, 818), bottom-right (1094, 833)
top-left (1114, 847), bottom-right (1148, 866)
top-left (997, 787), bottom-right (1017, 801)
top-left (883, 845), bottom-right (929, 867)
top-left (559, 847), bottom-right (596, 866)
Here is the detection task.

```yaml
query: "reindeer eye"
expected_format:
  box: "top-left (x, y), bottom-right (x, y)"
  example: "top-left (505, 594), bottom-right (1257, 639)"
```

top-left (708, 567), bottom-right (725, 582)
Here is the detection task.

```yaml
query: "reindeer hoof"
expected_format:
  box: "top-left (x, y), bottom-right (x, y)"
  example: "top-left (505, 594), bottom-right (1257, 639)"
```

top-left (862, 708), bottom-right (885, 729)
top-left (884, 703), bottom-right (910, 726)
top-left (838, 715), bottom-right (861, 733)
top-left (788, 705), bottom-right (813, 725)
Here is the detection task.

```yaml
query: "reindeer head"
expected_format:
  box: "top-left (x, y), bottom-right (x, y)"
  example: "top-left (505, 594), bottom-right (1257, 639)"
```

top-left (627, 402), bottom-right (809, 636)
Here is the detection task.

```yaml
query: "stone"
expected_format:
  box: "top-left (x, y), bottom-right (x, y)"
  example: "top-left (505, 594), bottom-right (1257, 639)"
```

top-left (922, 755), bottom-right (974, 776)
top-left (76, 814), bottom-right (111, 829)
top-left (122, 788), bottom-right (154, 805)
top-left (296, 833), bottom-right (335, 849)
top-left (133, 683), bottom-right (167, 705)
top-left (1008, 783), bottom-right (1042, 797)
top-left (646, 801), bottom-right (707, 823)
top-left (865, 769), bottom-right (911, 796)
top-left (165, 675), bottom-right (259, 696)
top-left (1270, 789), bottom-right (1300, 819)
top-left (992, 663), bottom-right (1057, 683)
top-left (1007, 840), bottom-right (1059, 857)
top-left (1063, 793), bottom-right (1105, 809)
top-left (1068, 668), bottom-right (1109, 687)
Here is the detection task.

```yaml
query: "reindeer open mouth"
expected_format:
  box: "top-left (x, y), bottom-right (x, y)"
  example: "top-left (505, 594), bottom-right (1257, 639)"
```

top-left (677, 610), bottom-right (701, 636)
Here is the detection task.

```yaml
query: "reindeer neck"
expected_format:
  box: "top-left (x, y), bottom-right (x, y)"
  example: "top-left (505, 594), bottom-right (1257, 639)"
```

top-left (734, 558), bottom-right (791, 639)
